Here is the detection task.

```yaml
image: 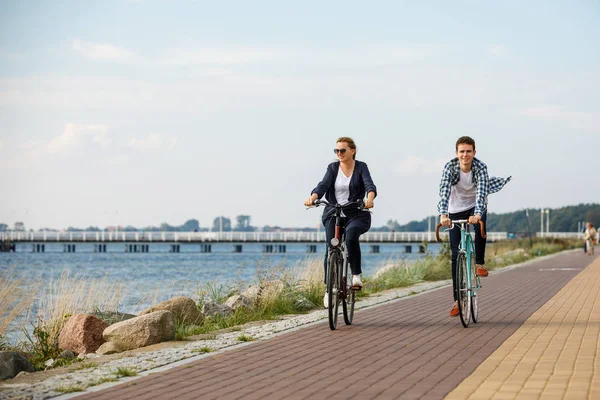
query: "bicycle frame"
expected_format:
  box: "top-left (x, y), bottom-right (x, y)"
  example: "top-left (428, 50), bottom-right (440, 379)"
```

top-left (436, 219), bottom-right (486, 327)
top-left (310, 199), bottom-right (363, 330)
top-left (457, 221), bottom-right (478, 300)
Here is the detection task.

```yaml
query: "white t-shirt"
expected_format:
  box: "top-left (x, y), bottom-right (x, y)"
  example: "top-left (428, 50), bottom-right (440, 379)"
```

top-left (448, 170), bottom-right (476, 214)
top-left (335, 167), bottom-right (352, 206)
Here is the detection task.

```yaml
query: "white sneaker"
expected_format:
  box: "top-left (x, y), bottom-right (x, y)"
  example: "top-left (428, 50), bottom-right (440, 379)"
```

top-left (323, 292), bottom-right (329, 308)
top-left (352, 275), bottom-right (363, 289)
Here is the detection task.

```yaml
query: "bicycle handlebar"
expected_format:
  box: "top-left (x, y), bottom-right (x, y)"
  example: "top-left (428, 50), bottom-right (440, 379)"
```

top-left (312, 199), bottom-right (365, 210)
top-left (435, 219), bottom-right (486, 242)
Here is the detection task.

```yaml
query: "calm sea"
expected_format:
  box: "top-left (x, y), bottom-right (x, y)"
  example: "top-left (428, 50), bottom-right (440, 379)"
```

top-left (1, 241), bottom-right (441, 341)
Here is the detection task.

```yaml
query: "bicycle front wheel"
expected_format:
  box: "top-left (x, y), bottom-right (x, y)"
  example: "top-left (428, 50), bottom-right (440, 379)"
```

top-left (327, 250), bottom-right (340, 330)
top-left (470, 251), bottom-right (479, 323)
top-left (343, 257), bottom-right (355, 325)
top-left (456, 252), bottom-right (471, 328)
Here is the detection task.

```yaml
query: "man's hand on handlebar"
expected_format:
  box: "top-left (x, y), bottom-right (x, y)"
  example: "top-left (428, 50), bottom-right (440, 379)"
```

top-left (468, 215), bottom-right (482, 225)
top-left (440, 215), bottom-right (451, 227)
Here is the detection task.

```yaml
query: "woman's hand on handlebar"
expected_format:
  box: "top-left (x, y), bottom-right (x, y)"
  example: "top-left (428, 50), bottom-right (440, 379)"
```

top-left (364, 198), bottom-right (374, 209)
top-left (304, 194), bottom-right (318, 207)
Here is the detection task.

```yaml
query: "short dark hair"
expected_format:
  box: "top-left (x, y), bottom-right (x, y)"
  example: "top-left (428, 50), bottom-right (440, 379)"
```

top-left (456, 136), bottom-right (475, 151)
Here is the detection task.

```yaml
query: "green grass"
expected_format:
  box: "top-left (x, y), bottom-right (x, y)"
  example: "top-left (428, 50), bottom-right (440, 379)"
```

top-left (55, 385), bottom-right (84, 393)
top-left (88, 376), bottom-right (118, 387)
top-left (70, 361), bottom-right (97, 371)
top-left (192, 346), bottom-right (214, 353)
top-left (237, 334), bottom-right (256, 342)
top-left (115, 367), bottom-right (137, 377)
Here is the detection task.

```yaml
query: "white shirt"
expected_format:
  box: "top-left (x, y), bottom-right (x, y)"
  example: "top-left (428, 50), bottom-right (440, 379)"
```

top-left (448, 170), bottom-right (476, 214)
top-left (335, 167), bottom-right (352, 206)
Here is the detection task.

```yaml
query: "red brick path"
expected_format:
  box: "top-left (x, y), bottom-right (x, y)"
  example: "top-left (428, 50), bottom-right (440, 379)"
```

top-left (76, 252), bottom-right (593, 400)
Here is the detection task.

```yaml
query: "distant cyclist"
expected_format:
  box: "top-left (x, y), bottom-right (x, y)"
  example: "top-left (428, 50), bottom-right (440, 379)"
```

top-left (438, 136), bottom-right (511, 317)
top-left (304, 137), bottom-right (377, 307)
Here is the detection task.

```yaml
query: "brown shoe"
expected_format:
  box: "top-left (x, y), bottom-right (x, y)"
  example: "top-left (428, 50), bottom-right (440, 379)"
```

top-left (476, 264), bottom-right (489, 277)
top-left (450, 302), bottom-right (459, 317)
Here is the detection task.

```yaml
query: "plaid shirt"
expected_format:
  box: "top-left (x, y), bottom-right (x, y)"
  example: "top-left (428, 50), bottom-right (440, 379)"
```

top-left (438, 157), bottom-right (511, 216)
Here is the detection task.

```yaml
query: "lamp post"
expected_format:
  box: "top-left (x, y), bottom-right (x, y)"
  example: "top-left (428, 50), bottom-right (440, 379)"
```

top-left (540, 209), bottom-right (544, 237)
top-left (540, 209), bottom-right (550, 237)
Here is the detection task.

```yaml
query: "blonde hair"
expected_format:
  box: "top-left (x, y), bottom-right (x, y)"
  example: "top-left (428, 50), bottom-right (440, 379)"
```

top-left (336, 137), bottom-right (356, 159)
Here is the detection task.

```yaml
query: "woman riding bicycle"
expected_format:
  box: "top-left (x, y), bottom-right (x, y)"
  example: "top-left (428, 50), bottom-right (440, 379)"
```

top-left (304, 137), bottom-right (377, 308)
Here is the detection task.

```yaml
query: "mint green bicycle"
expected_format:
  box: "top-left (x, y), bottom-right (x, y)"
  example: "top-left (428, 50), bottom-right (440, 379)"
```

top-left (436, 219), bottom-right (486, 328)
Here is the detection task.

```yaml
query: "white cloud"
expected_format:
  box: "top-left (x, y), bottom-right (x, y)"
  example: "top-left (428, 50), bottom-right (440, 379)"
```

top-left (521, 105), bottom-right (600, 132)
top-left (104, 154), bottom-right (130, 165)
top-left (395, 156), bottom-right (446, 177)
top-left (46, 124), bottom-right (110, 153)
top-left (162, 48), bottom-right (277, 66)
top-left (487, 45), bottom-right (507, 57)
top-left (0, 139), bottom-right (3, 151)
top-left (72, 38), bottom-right (135, 62)
top-left (128, 133), bottom-right (176, 151)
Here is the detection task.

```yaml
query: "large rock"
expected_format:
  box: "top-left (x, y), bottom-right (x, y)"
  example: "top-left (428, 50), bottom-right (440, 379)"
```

top-left (0, 351), bottom-right (35, 381)
top-left (59, 314), bottom-right (108, 354)
top-left (140, 296), bottom-right (204, 325)
top-left (202, 300), bottom-right (233, 318)
top-left (103, 310), bottom-right (174, 350)
top-left (96, 342), bottom-right (123, 355)
top-left (90, 311), bottom-right (137, 326)
top-left (225, 294), bottom-right (252, 310)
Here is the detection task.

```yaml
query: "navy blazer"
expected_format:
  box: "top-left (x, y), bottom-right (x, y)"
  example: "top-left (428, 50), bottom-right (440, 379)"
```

top-left (311, 160), bottom-right (377, 223)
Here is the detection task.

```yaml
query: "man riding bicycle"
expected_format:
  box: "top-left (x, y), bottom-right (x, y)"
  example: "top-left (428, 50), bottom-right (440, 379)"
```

top-left (438, 136), bottom-right (511, 317)
top-left (304, 137), bottom-right (377, 308)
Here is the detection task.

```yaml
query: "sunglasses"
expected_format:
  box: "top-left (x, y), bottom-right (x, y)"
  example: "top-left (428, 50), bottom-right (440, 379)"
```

top-left (333, 148), bottom-right (348, 155)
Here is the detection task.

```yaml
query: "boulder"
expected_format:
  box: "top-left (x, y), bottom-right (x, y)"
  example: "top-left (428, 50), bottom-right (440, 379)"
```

top-left (258, 280), bottom-right (284, 300)
top-left (0, 351), bottom-right (35, 381)
top-left (59, 314), bottom-right (108, 354)
top-left (58, 350), bottom-right (76, 360)
top-left (103, 310), bottom-right (174, 351)
top-left (225, 294), bottom-right (252, 310)
top-left (90, 311), bottom-right (137, 325)
top-left (140, 296), bottom-right (204, 325)
top-left (202, 300), bottom-right (233, 318)
top-left (96, 342), bottom-right (123, 355)
top-left (241, 285), bottom-right (260, 301)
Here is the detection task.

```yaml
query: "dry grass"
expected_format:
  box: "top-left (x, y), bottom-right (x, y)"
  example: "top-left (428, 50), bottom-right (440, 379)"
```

top-left (0, 267), bottom-right (37, 340)
top-left (33, 271), bottom-right (125, 348)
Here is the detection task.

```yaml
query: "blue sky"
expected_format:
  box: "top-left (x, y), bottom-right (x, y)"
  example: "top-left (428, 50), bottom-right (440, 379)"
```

top-left (1, 1), bottom-right (598, 230)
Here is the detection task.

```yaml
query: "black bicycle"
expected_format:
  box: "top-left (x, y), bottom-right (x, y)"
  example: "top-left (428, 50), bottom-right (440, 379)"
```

top-left (311, 199), bottom-right (364, 330)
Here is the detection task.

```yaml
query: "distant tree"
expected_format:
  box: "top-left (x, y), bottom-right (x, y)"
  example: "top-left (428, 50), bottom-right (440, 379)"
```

top-left (14, 222), bottom-right (25, 231)
top-left (159, 223), bottom-right (175, 232)
top-left (66, 226), bottom-right (83, 232)
top-left (122, 225), bottom-right (138, 232)
top-left (212, 217), bottom-right (231, 232)
top-left (181, 219), bottom-right (200, 231)
top-left (235, 215), bottom-right (255, 231)
top-left (85, 226), bottom-right (101, 232)
top-left (0, 223), bottom-right (7, 231)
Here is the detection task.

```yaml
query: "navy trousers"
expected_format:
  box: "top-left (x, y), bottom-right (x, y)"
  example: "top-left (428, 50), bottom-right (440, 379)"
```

top-left (323, 210), bottom-right (371, 283)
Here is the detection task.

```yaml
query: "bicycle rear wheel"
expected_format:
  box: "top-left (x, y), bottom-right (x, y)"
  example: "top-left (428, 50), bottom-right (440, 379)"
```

top-left (342, 256), bottom-right (355, 325)
top-left (456, 252), bottom-right (471, 328)
top-left (327, 250), bottom-right (340, 330)
top-left (470, 251), bottom-right (479, 323)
